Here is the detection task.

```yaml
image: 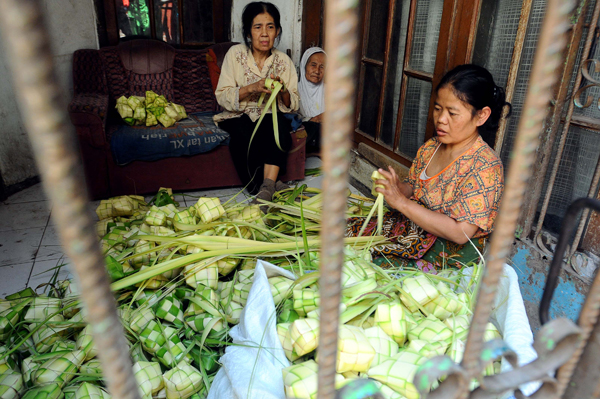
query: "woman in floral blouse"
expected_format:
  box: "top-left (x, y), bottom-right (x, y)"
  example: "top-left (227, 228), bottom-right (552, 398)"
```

top-left (347, 64), bottom-right (511, 272)
top-left (214, 2), bottom-right (299, 208)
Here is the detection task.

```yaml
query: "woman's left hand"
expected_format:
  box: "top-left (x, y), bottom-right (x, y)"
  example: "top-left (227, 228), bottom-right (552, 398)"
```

top-left (269, 73), bottom-right (291, 107)
top-left (375, 166), bottom-right (409, 211)
top-left (269, 74), bottom-right (287, 93)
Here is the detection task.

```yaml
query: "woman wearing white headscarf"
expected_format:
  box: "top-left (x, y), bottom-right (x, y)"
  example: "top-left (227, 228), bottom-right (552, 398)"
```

top-left (298, 47), bottom-right (326, 154)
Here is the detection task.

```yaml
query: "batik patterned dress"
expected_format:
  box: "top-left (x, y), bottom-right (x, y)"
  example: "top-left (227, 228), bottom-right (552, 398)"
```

top-left (346, 136), bottom-right (504, 272)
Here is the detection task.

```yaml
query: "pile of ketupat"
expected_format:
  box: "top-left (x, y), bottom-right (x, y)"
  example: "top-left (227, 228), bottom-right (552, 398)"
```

top-left (116, 90), bottom-right (187, 128)
top-left (0, 187), bottom-right (378, 399)
top-left (279, 251), bottom-right (503, 399)
top-left (0, 186), bottom-right (502, 399)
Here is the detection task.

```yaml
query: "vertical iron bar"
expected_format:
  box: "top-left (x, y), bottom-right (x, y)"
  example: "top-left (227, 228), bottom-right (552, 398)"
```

top-left (568, 154), bottom-right (600, 257)
top-left (318, 0), bottom-right (360, 397)
top-left (458, 1), bottom-right (576, 397)
top-left (533, 0), bottom-right (600, 245)
top-left (494, 0), bottom-right (533, 153)
top-left (0, 2), bottom-right (141, 399)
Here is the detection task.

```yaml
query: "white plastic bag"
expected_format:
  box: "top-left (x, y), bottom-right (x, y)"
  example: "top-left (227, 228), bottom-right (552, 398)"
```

top-left (457, 264), bottom-right (539, 397)
top-left (207, 260), bottom-right (294, 399)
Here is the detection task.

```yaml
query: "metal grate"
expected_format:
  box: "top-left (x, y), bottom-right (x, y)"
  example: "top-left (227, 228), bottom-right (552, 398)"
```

top-left (408, 1), bottom-right (443, 74)
top-left (481, 0), bottom-right (600, 244)
top-left (482, 0), bottom-right (525, 88)
top-left (499, 0), bottom-right (548, 167)
top-left (540, 125), bottom-right (600, 233)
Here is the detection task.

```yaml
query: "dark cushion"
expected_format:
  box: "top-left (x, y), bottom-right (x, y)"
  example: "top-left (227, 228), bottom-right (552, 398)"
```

top-left (128, 70), bottom-right (174, 100)
top-left (118, 39), bottom-right (176, 74)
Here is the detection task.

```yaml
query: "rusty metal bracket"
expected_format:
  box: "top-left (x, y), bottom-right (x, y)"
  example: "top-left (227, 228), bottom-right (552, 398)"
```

top-left (539, 197), bottom-right (600, 325)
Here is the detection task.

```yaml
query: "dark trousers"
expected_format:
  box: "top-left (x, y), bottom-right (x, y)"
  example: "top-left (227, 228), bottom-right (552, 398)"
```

top-left (303, 121), bottom-right (321, 154)
top-left (219, 113), bottom-right (292, 194)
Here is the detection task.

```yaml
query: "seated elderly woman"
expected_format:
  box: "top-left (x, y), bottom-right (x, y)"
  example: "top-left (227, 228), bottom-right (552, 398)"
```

top-left (298, 47), bottom-right (326, 154)
top-left (214, 1), bottom-right (299, 206)
top-left (346, 64), bottom-right (511, 272)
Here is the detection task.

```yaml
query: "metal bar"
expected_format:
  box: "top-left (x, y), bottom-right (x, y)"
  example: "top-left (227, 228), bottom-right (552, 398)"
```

top-left (568, 154), bottom-right (600, 257)
top-left (533, 0), bottom-right (600, 245)
top-left (0, 2), bottom-right (141, 399)
top-left (317, 0), bottom-right (360, 397)
top-left (539, 198), bottom-right (600, 325)
top-left (494, 0), bottom-right (533, 153)
top-left (568, 114), bottom-right (600, 131)
top-left (459, 1), bottom-right (576, 397)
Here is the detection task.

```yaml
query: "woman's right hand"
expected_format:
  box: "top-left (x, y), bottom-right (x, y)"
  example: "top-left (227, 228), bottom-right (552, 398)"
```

top-left (247, 79), bottom-right (272, 94)
top-left (375, 166), bottom-right (414, 211)
top-left (239, 79), bottom-right (272, 102)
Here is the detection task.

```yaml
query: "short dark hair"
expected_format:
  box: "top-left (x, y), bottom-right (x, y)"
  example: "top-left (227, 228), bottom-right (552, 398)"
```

top-left (436, 64), bottom-right (512, 148)
top-left (241, 2), bottom-right (282, 49)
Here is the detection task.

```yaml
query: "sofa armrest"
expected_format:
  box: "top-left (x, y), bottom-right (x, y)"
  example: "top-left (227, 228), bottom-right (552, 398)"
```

top-left (68, 93), bottom-right (109, 148)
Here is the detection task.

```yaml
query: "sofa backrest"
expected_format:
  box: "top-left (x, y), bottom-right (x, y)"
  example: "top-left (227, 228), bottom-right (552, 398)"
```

top-left (73, 39), bottom-right (236, 114)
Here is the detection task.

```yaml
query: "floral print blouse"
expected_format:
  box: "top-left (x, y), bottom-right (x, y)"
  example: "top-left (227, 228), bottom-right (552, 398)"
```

top-left (406, 136), bottom-right (504, 237)
top-left (213, 44), bottom-right (299, 124)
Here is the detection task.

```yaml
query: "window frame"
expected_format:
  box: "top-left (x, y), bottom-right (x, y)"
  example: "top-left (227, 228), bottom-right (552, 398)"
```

top-left (97, 0), bottom-right (232, 48)
top-left (353, 0), bottom-right (482, 167)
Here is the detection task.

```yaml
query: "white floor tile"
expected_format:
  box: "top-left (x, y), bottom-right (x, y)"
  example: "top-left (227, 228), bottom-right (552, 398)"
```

top-left (0, 201), bottom-right (51, 232)
top-left (0, 227), bottom-right (45, 267)
top-left (37, 224), bottom-right (70, 263)
top-left (0, 263), bottom-right (33, 298)
top-left (29, 258), bottom-right (72, 294)
top-left (3, 183), bottom-right (47, 204)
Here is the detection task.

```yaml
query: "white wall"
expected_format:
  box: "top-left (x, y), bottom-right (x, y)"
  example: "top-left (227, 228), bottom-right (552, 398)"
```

top-left (0, 0), bottom-right (98, 187)
top-left (231, 0), bottom-right (304, 66)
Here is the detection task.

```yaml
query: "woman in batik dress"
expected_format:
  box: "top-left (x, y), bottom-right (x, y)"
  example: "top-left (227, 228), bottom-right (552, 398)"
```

top-left (346, 64), bottom-right (511, 272)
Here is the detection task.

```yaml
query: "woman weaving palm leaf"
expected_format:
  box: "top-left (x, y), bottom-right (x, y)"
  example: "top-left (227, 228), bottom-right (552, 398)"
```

top-left (213, 2), bottom-right (299, 210)
top-left (347, 65), bottom-right (511, 272)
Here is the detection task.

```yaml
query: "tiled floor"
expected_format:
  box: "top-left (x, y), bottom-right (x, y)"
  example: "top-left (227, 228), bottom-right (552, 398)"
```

top-left (0, 157), bottom-right (357, 298)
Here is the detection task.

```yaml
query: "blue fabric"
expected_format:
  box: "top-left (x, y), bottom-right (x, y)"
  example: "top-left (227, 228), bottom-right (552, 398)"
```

top-left (283, 113), bottom-right (303, 131)
top-left (111, 112), bottom-right (230, 165)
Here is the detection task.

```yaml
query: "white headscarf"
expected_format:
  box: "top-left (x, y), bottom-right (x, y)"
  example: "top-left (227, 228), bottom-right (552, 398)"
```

top-left (298, 47), bottom-right (326, 120)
